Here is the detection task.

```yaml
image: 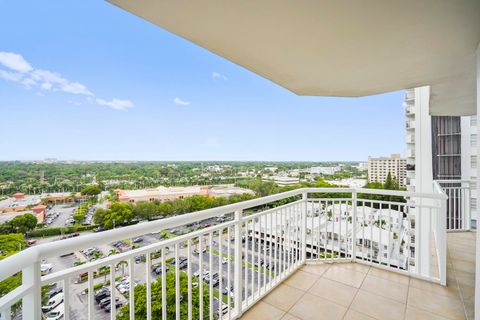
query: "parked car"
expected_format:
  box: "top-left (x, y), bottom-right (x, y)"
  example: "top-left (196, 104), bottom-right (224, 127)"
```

top-left (99, 297), bottom-right (120, 308)
top-left (41, 263), bottom-right (53, 275)
top-left (104, 300), bottom-right (123, 312)
top-left (94, 289), bottom-right (110, 302)
top-left (171, 256), bottom-right (187, 265)
top-left (46, 287), bottom-right (63, 300)
top-left (132, 237), bottom-right (143, 243)
top-left (42, 293), bottom-right (64, 312)
top-left (45, 303), bottom-right (64, 320)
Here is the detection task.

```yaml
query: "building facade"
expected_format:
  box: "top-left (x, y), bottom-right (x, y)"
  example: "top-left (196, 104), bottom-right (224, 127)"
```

top-left (367, 154), bottom-right (407, 187)
top-left (405, 88), bottom-right (477, 226)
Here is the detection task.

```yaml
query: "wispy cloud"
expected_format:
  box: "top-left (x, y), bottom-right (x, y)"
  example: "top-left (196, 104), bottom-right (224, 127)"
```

top-left (0, 51), bottom-right (134, 111)
top-left (174, 97), bottom-right (191, 106)
top-left (0, 52), bottom-right (32, 73)
top-left (96, 98), bottom-right (134, 111)
top-left (212, 72), bottom-right (227, 81)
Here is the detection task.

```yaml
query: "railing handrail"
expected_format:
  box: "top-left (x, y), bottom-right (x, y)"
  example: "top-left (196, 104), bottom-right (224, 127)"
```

top-left (0, 187), bottom-right (446, 282)
top-left (434, 179), bottom-right (472, 184)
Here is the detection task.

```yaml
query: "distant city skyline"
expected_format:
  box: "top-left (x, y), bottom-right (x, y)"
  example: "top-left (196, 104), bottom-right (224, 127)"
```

top-left (0, 1), bottom-right (405, 162)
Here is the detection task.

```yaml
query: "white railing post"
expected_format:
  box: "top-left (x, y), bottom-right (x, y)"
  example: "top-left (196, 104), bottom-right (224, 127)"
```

top-left (351, 189), bottom-right (357, 261)
top-left (301, 192), bottom-right (307, 263)
top-left (22, 262), bottom-right (41, 320)
top-left (234, 209), bottom-right (243, 317)
top-left (466, 182), bottom-right (472, 230)
top-left (438, 196), bottom-right (447, 285)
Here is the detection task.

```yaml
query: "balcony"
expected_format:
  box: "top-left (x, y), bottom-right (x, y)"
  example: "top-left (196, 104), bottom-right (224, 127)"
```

top-left (241, 231), bottom-right (475, 320)
top-left (0, 186), bottom-right (469, 320)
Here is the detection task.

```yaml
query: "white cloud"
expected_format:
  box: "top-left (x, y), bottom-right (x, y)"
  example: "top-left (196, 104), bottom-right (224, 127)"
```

top-left (0, 70), bottom-right (23, 82)
top-left (0, 51), bottom-right (133, 111)
top-left (0, 52), bottom-right (33, 73)
top-left (212, 72), bottom-right (227, 81)
top-left (96, 98), bottom-right (134, 111)
top-left (174, 97), bottom-right (191, 106)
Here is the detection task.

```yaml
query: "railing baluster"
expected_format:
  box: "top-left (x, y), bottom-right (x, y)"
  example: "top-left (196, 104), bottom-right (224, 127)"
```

top-left (87, 270), bottom-right (94, 320)
top-left (174, 243), bottom-right (180, 320)
top-left (268, 210), bottom-right (273, 288)
top-left (161, 247), bottom-right (166, 320)
top-left (234, 209), bottom-right (243, 317)
top-left (110, 263), bottom-right (116, 319)
top-left (244, 219), bottom-right (249, 305)
top-left (63, 278), bottom-right (70, 320)
top-left (146, 254), bottom-right (152, 320)
top-left (257, 217), bottom-right (261, 294)
top-left (1, 306), bottom-right (11, 320)
top-left (128, 257), bottom-right (135, 320)
top-left (199, 236), bottom-right (204, 320)
top-left (22, 262), bottom-right (41, 320)
top-left (227, 226), bottom-right (231, 319)
top-left (187, 239), bottom-right (192, 320)
top-left (209, 232), bottom-right (213, 320)
top-left (219, 228), bottom-right (223, 318)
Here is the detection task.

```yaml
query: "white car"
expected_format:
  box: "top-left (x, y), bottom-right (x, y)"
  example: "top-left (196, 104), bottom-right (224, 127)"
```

top-left (41, 264), bottom-right (53, 275)
top-left (42, 293), bottom-right (64, 312)
top-left (45, 303), bottom-right (64, 320)
top-left (222, 257), bottom-right (229, 264)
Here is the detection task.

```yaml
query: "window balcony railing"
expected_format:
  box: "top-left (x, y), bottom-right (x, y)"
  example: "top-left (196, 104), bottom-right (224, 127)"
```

top-left (434, 180), bottom-right (473, 231)
top-left (0, 187), bottom-right (448, 320)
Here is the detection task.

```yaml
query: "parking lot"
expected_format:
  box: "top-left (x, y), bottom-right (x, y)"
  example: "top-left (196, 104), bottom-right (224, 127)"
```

top-left (38, 213), bottom-right (290, 320)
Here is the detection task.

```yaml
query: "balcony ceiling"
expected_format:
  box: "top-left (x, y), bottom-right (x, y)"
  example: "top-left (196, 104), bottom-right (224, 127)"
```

top-left (108, 0), bottom-right (480, 116)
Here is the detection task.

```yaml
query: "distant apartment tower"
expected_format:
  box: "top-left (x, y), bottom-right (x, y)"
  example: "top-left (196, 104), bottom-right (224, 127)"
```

top-left (367, 154), bottom-right (406, 187)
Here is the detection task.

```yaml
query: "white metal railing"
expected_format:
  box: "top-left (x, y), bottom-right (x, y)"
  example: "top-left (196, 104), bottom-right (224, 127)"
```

top-left (0, 187), bottom-right (447, 320)
top-left (435, 180), bottom-right (472, 231)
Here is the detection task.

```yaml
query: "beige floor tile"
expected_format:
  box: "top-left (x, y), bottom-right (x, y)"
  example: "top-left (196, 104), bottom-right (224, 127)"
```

top-left (343, 309), bottom-right (376, 320)
top-left (240, 301), bottom-right (285, 320)
top-left (451, 259), bottom-right (475, 273)
top-left (407, 287), bottom-right (465, 320)
top-left (300, 263), bottom-right (330, 276)
top-left (409, 278), bottom-right (461, 300)
top-left (350, 290), bottom-right (405, 320)
top-left (337, 262), bottom-right (371, 274)
top-left (367, 267), bottom-right (410, 286)
top-left (308, 277), bottom-right (358, 307)
top-left (454, 269), bottom-right (476, 289)
top-left (262, 284), bottom-right (305, 312)
top-left (360, 274), bottom-right (408, 303)
top-left (283, 270), bottom-right (319, 291)
top-left (289, 293), bottom-right (347, 320)
top-left (405, 306), bottom-right (450, 320)
top-left (280, 314), bottom-right (301, 320)
top-left (323, 265), bottom-right (366, 288)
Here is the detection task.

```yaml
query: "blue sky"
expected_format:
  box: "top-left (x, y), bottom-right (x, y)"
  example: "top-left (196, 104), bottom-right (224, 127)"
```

top-left (0, 1), bottom-right (405, 162)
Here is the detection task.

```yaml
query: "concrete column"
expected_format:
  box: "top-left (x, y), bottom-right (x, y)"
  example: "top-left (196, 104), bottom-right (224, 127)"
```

top-left (415, 86), bottom-right (434, 277)
top-left (475, 42), bottom-right (480, 320)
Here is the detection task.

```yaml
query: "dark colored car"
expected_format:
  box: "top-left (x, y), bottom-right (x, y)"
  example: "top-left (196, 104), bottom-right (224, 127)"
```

top-left (104, 301), bottom-right (123, 312)
top-left (94, 289), bottom-right (110, 302)
top-left (46, 288), bottom-right (63, 300)
top-left (99, 297), bottom-right (119, 309)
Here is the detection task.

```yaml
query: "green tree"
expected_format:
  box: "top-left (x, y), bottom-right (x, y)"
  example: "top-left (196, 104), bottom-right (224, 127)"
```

top-left (0, 214), bottom-right (37, 234)
top-left (94, 203), bottom-right (133, 229)
top-left (116, 271), bottom-right (211, 320)
top-left (133, 202), bottom-right (158, 220)
top-left (81, 184), bottom-right (102, 196)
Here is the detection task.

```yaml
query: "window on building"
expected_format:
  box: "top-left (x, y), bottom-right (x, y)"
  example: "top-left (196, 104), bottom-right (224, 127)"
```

top-left (471, 134), bottom-right (477, 147)
top-left (471, 155), bottom-right (477, 169)
top-left (471, 116), bottom-right (477, 127)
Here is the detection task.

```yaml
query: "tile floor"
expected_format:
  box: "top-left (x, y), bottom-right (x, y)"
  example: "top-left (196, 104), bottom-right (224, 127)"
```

top-left (240, 231), bottom-right (476, 320)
